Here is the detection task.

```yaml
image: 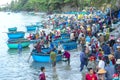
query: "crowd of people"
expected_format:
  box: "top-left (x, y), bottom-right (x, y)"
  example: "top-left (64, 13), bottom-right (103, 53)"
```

top-left (27, 8), bottom-right (120, 80)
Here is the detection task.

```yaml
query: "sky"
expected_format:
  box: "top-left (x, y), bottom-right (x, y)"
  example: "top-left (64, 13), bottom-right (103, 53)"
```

top-left (0, 0), bottom-right (12, 6)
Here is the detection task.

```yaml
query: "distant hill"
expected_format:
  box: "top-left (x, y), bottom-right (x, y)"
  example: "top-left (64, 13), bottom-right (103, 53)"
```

top-left (2, 0), bottom-right (119, 12)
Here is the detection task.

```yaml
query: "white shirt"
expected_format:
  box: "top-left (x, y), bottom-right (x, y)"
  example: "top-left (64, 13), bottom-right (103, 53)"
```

top-left (29, 43), bottom-right (34, 52)
top-left (57, 45), bottom-right (63, 51)
top-left (98, 60), bottom-right (105, 69)
top-left (70, 33), bottom-right (74, 40)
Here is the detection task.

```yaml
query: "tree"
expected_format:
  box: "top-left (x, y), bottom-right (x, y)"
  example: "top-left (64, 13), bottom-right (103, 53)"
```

top-left (3, 0), bottom-right (118, 12)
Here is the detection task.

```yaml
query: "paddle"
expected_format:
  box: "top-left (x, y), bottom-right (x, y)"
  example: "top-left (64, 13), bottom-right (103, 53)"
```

top-left (27, 52), bottom-right (32, 62)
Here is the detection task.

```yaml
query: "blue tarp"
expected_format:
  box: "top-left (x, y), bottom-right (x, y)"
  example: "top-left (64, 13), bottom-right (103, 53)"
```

top-left (118, 11), bottom-right (120, 19)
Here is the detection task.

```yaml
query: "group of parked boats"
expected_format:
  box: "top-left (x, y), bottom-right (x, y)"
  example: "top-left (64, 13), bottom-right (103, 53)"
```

top-left (31, 33), bottom-right (77, 62)
top-left (7, 27), bottom-right (29, 49)
top-left (7, 23), bottom-right (44, 49)
top-left (6, 23), bottom-right (78, 63)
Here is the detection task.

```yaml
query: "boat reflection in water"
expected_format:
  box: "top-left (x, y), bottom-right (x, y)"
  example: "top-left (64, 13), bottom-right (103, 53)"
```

top-left (7, 47), bottom-right (30, 55)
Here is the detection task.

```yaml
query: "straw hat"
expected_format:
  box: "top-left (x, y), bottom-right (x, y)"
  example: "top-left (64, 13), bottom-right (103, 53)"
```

top-left (108, 54), bottom-right (114, 59)
top-left (86, 42), bottom-right (90, 46)
top-left (116, 59), bottom-right (120, 64)
top-left (92, 24), bottom-right (96, 26)
top-left (97, 69), bottom-right (106, 74)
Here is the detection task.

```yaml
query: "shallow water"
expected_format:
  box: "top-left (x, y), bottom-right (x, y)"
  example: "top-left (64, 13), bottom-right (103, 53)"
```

top-left (0, 12), bottom-right (82, 80)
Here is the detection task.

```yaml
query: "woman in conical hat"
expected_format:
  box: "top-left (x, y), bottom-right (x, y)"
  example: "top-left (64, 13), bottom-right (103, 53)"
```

top-left (97, 68), bottom-right (106, 80)
top-left (97, 68), bottom-right (106, 74)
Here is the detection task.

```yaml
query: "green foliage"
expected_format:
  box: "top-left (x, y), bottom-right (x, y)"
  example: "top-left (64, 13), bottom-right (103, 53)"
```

top-left (64, 0), bottom-right (72, 3)
top-left (5, 0), bottom-right (117, 12)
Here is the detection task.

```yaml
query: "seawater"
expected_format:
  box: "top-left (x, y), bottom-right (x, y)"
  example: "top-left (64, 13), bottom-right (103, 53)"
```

top-left (0, 12), bottom-right (82, 80)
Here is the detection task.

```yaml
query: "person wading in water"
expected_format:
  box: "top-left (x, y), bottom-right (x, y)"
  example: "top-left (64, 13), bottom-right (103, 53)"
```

top-left (18, 41), bottom-right (22, 54)
top-left (50, 49), bottom-right (56, 71)
top-left (39, 67), bottom-right (46, 80)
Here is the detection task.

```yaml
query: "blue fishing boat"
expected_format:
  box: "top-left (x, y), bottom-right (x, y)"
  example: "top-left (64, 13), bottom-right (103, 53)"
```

top-left (36, 22), bottom-right (44, 28)
top-left (53, 38), bottom-right (71, 47)
top-left (7, 31), bottom-right (25, 39)
top-left (54, 38), bottom-right (70, 43)
top-left (26, 25), bottom-right (38, 32)
top-left (32, 52), bottom-right (62, 62)
top-left (7, 39), bottom-right (30, 49)
top-left (31, 48), bottom-right (62, 62)
top-left (61, 33), bottom-right (70, 38)
top-left (8, 27), bottom-right (17, 32)
top-left (62, 42), bottom-right (77, 50)
top-left (30, 39), bottom-right (41, 43)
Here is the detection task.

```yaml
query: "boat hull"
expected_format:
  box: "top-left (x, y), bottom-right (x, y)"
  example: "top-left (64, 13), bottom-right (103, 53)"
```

top-left (7, 41), bottom-right (30, 49)
top-left (26, 26), bottom-right (37, 32)
top-left (32, 54), bottom-right (62, 62)
top-left (8, 27), bottom-right (17, 32)
top-left (63, 42), bottom-right (77, 50)
top-left (7, 32), bottom-right (25, 39)
top-left (30, 39), bottom-right (41, 43)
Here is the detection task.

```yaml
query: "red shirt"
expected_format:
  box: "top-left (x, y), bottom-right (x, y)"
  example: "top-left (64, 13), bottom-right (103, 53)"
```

top-left (46, 35), bottom-right (48, 40)
top-left (85, 73), bottom-right (98, 80)
top-left (35, 42), bottom-right (41, 53)
top-left (39, 72), bottom-right (46, 80)
top-left (111, 58), bottom-right (116, 65)
top-left (63, 51), bottom-right (70, 59)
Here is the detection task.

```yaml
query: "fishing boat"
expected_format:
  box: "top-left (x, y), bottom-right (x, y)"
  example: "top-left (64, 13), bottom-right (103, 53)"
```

top-left (8, 27), bottom-right (17, 32)
top-left (62, 42), bottom-right (77, 50)
top-left (26, 25), bottom-right (38, 32)
top-left (61, 33), bottom-right (70, 38)
top-left (7, 31), bottom-right (25, 39)
top-left (7, 39), bottom-right (30, 49)
top-left (31, 47), bottom-right (62, 62)
top-left (32, 52), bottom-right (62, 62)
top-left (54, 38), bottom-right (70, 43)
top-left (36, 22), bottom-right (44, 28)
top-left (53, 38), bottom-right (71, 47)
top-left (30, 39), bottom-right (41, 43)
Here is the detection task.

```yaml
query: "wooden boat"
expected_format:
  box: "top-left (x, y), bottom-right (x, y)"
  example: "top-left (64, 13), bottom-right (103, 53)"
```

top-left (8, 27), bottom-right (17, 32)
top-left (26, 25), bottom-right (38, 32)
top-left (7, 31), bottom-right (25, 39)
top-left (7, 39), bottom-right (30, 49)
